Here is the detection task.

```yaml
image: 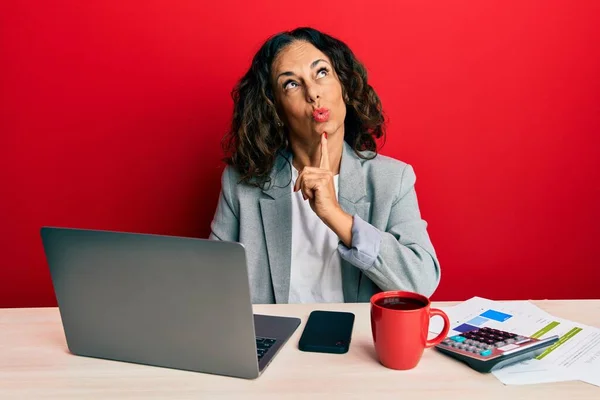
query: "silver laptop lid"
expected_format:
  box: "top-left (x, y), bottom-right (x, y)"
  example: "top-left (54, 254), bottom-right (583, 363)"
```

top-left (41, 227), bottom-right (261, 379)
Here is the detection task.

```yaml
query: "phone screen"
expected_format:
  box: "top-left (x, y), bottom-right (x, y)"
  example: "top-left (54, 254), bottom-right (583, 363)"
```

top-left (298, 310), bottom-right (355, 354)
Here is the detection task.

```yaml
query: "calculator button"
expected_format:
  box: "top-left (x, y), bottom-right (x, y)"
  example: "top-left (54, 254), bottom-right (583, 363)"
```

top-left (451, 336), bottom-right (466, 343)
top-left (495, 341), bottom-right (506, 347)
top-left (505, 338), bottom-right (516, 344)
top-left (480, 349), bottom-right (493, 357)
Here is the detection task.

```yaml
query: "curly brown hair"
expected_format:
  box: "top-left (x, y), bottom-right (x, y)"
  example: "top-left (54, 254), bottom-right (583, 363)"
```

top-left (221, 27), bottom-right (386, 188)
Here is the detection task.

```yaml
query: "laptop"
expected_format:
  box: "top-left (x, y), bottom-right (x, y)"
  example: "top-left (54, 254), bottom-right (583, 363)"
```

top-left (40, 227), bottom-right (301, 379)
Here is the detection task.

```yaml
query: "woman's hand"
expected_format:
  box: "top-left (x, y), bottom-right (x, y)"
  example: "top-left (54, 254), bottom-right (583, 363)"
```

top-left (293, 133), bottom-right (338, 218)
top-left (293, 133), bottom-right (353, 246)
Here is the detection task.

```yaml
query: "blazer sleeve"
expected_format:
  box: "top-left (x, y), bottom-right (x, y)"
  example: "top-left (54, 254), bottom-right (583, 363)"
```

top-left (209, 166), bottom-right (240, 242)
top-left (337, 164), bottom-right (441, 297)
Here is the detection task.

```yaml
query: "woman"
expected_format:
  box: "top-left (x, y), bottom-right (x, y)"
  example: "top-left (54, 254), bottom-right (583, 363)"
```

top-left (210, 27), bottom-right (440, 304)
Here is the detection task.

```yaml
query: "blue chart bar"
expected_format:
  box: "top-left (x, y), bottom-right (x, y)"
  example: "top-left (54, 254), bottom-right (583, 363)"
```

top-left (467, 316), bottom-right (489, 326)
top-left (480, 309), bottom-right (512, 322)
top-left (454, 323), bottom-right (478, 333)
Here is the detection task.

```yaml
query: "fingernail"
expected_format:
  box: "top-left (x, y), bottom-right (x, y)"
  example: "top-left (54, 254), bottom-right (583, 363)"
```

top-left (324, 132), bottom-right (328, 139)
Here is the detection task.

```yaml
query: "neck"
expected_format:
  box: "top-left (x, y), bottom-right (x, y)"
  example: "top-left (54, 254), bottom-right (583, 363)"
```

top-left (290, 133), bottom-right (343, 174)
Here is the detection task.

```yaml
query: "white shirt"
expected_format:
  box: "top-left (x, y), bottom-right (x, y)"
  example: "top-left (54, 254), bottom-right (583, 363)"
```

top-left (288, 166), bottom-right (344, 303)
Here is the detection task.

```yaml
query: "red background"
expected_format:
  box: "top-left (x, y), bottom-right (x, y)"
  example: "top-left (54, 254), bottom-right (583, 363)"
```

top-left (2, 1), bottom-right (599, 307)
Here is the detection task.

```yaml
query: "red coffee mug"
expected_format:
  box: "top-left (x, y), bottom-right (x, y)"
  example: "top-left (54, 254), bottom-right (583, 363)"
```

top-left (370, 290), bottom-right (450, 370)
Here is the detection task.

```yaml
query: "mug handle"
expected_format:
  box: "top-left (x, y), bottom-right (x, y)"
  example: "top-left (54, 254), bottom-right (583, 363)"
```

top-left (425, 308), bottom-right (451, 348)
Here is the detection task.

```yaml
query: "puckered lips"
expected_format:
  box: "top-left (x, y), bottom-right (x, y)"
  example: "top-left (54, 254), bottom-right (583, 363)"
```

top-left (312, 108), bottom-right (330, 123)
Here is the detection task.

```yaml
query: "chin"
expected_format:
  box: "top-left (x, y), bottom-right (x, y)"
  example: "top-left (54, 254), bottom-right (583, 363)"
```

top-left (320, 121), bottom-right (341, 135)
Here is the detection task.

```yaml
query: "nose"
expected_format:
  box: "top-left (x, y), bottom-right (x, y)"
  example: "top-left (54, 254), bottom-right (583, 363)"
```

top-left (304, 81), bottom-right (320, 104)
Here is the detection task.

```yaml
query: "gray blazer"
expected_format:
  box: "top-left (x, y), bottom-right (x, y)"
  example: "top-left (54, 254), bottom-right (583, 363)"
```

top-left (209, 141), bottom-right (441, 303)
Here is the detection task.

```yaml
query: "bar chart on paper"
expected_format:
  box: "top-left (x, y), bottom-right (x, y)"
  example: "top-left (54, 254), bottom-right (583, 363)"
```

top-left (451, 309), bottom-right (514, 335)
top-left (433, 297), bottom-right (556, 339)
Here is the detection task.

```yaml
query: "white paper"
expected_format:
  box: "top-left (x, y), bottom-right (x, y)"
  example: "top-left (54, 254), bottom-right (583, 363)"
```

top-left (493, 317), bottom-right (600, 386)
top-left (429, 297), bottom-right (554, 337)
top-left (582, 370), bottom-right (600, 387)
top-left (431, 297), bottom-right (600, 387)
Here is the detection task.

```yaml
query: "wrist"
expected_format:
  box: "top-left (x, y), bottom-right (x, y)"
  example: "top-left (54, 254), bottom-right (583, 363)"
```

top-left (321, 206), bottom-right (347, 225)
top-left (322, 207), bottom-right (353, 247)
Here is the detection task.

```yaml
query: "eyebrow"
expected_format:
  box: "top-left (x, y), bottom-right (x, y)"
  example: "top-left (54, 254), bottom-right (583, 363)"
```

top-left (275, 59), bottom-right (330, 82)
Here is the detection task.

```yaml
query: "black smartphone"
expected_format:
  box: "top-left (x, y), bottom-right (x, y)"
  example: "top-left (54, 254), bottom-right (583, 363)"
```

top-left (298, 310), bottom-right (355, 354)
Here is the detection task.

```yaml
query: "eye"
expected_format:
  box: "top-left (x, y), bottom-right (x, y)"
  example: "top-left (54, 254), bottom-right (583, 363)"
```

top-left (283, 80), bottom-right (299, 90)
top-left (316, 67), bottom-right (329, 79)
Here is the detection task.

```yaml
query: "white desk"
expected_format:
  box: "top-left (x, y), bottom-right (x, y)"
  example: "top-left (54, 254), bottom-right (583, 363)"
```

top-left (1, 300), bottom-right (599, 399)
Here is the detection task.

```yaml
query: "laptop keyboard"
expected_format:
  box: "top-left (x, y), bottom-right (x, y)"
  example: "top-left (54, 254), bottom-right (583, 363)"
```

top-left (256, 336), bottom-right (277, 360)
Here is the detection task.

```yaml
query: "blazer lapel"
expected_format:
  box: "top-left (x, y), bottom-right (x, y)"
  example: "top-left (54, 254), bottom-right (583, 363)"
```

top-left (259, 151), bottom-right (293, 304)
top-left (259, 144), bottom-right (370, 304)
top-left (338, 142), bottom-right (371, 302)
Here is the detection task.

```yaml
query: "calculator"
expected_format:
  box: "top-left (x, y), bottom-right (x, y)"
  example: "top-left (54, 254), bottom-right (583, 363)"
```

top-left (435, 326), bottom-right (559, 372)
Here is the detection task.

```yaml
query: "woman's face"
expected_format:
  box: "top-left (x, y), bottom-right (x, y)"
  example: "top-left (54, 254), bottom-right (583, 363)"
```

top-left (271, 41), bottom-right (346, 143)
